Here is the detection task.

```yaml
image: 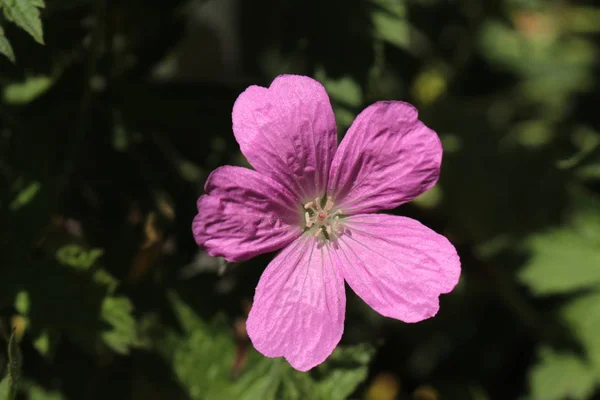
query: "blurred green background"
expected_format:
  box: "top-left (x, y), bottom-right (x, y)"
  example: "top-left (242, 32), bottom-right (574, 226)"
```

top-left (0, 0), bottom-right (599, 399)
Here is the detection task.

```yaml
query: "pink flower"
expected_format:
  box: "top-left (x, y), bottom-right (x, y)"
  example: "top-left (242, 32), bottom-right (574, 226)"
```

top-left (192, 75), bottom-right (461, 371)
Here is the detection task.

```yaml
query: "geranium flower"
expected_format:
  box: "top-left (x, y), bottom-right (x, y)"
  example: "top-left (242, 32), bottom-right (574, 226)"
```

top-left (192, 75), bottom-right (461, 371)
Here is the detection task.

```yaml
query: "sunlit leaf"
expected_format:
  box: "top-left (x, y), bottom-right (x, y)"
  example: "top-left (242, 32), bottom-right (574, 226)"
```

top-left (27, 384), bottom-right (66, 400)
top-left (32, 331), bottom-right (54, 357)
top-left (371, 10), bottom-right (410, 51)
top-left (519, 190), bottom-right (600, 295)
top-left (14, 291), bottom-right (30, 315)
top-left (563, 6), bottom-right (600, 34)
top-left (528, 348), bottom-right (596, 400)
top-left (312, 344), bottom-right (374, 400)
top-left (9, 181), bottom-right (41, 211)
top-left (1, 0), bottom-right (45, 44)
top-left (562, 293), bottom-right (600, 372)
top-left (315, 68), bottom-right (363, 108)
top-left (55, 245), bottom-right (104, 270)
top-left (160, 293), bottom-right (373, 400)
top-left (3, 75), bottom-right (54, 105)
top-left (518, 229), bottom-right (600, 295)
top-left (0, 376), bottom-right (10, 399)
top-left (167, 292), bottom-right (208, 335)
top-left (0, 25), bottom-right (15, 62)
top-left (413, 185), bottom-right (443, 209)
top-left (101, 296), bottom-right (136, 355)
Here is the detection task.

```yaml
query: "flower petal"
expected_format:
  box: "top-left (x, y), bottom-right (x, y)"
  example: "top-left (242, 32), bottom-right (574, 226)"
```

top-left (246, 236), bottom-right (346, 371)
top-left (192, 166), bottom-right (301, 262)
top-left (328, 101), bottom-right (442, 214)
top-left (232, 74), bottom-right (338, 200)
top-left (334, 214), bottom-right (460, 323)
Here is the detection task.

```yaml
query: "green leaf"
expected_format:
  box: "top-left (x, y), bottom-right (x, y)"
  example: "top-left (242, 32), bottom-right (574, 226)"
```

top-left (528, 348), bottom-right (596, 400)
top-left (371, 9), bottom-right (410, 50)
top-left (0, 376), bottom-right (10, 400)
top-left (14, 291), bottom-right (30, 315)
top-left (27, 384), bottom-right (66, 400)
top-left (1, 0), bottom-right (45, 44)
top-left (101, 296), bottom-right (136, 355)
top-left (55, 245), bottom-right (104, 270)
top-left (3, 75), bottom-right (54, 105)
top-left (230, 344), bottom-right (373, 400)
top-left (315, 68), bottom-right (363, 108)
top-left (0, 25), bottom-right (15, 62)
top-left (92, 269), bottom-right (119, 294)
top-left (518, 229), bottom-right (600, 295)
top-left (32, 331), bottom-right (55, 358)
top-left (158, 293), bottom-right (373, 400)
top-left (313, 344), bottom-right (374, 400)
top-left (160, 293), bottom-right (235, 399)
top-left (9, 181), bottom-right (41, 211)
top-left (167, 291), bottom-right (207, 334)
top-left (519, 190), bottom-right (600, 295)
top-left (562, 292), bottom-right (600, 371)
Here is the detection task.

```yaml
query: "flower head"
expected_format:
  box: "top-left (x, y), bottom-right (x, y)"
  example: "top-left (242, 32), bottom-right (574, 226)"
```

top-left (192, 75), bottom-right (461, 371)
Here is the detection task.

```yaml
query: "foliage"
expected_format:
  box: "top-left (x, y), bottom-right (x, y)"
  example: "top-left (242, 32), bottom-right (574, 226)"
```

top-left (0, 0), bottom-right (45, 61)
top-left (0, 0), bottom-right (599, 399)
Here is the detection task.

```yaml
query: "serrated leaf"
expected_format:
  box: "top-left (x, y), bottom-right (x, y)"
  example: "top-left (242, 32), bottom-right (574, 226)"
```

top-left (519, 190), bottom-right (600, 295)
top-left (167, 291), bottom-right (207, 334)
top-left (101, 296), bottom-right (136, 355)
top-left (0, 25), bottom-right (15, 62)
top-left (160, 293), bottom-right (373, 400)
top-left (528, 348), bottom-right (596, 400)
top-left (518, 229), bottom-right (600, 295)
top-left (313, 344), bottom-right (374, 400)
top-left (1, 0), bottom-right (45, 44)
top-left (55, 245), bottom-right (104, 270)
top-left (161, 293), bottom-right (235, 399)
top-left (231, 345), bottom-right (373, 400)
top-left (562, 293), bottom-right (600, 371)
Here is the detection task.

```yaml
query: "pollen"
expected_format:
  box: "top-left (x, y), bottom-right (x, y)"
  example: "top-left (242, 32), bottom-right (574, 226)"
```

top-left (302, 196), bottom-right (343, 240)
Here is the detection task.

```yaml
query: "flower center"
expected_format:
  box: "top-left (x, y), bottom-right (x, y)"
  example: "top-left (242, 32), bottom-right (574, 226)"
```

top-left (303, 196), bottom-right (343, 240)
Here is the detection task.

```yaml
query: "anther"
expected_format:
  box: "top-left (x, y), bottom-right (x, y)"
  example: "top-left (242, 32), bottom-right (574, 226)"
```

top-left (305, 212), bottom-right (313, 228)
top-left (324, 196), bottom-right (334, 212)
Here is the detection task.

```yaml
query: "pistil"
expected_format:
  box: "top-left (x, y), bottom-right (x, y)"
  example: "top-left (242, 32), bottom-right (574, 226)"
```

top-left (303, 196), bottom-right (343, 240)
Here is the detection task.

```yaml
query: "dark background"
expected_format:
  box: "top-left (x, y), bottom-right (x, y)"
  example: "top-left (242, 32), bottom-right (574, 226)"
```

top-left (1, 0), bottom-right (599, 399)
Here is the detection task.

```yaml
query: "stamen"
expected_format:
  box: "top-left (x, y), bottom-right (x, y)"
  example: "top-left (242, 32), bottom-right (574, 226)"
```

top-left (305, 212), bottom-right (313, 228)
top-left (324, 196), bottom-right (334, 212)
top-left (302, 195), bottom-right (343, 241)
